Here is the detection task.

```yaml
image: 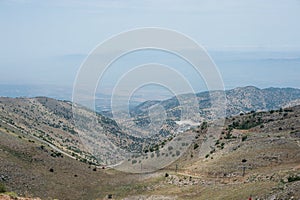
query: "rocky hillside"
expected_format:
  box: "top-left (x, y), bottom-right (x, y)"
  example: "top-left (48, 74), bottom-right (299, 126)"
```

top-left (0, 97), bottom-right (157, 166)
top-left (1, 86), bottom-right (300, 167)
top-left (0, 101), bottom-right (299, 199)
top-left (130, 86), bottom-right (300, 121)
top-left (0, 123), bottom-right (143, 199)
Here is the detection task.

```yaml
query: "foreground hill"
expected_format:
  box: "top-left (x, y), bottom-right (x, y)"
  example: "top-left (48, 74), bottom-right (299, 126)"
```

top-left (0, 97), bottom-right (160, 166)
top-left (0, 124), bottom-right (146, 199)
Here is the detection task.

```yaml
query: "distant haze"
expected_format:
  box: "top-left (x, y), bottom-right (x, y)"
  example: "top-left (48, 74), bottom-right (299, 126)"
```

top-left (0, 0), bottom-right (300, 98)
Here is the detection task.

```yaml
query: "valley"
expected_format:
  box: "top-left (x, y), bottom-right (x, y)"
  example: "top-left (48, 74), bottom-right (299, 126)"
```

top-left (0, 87), bottom-right (300, 199)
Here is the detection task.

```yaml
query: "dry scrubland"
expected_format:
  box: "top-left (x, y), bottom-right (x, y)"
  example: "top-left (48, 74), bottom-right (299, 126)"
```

top-left (0, 96), bottom-right (299, 199)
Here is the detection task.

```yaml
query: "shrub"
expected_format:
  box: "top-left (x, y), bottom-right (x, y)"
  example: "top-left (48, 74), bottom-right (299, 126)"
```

top-left (201, 121), bottom-right (208, 130)
top-left (131, 160), bottom-right (137, 164)
top-left (0, 182), bottom-right (6, 193)
top-left (5, 192), bottom-right (18, 198)
top-left (224, 133), bottom-right (232, 139)
top-left (194, 143), bottom-right (199, 150)
top-left (241, 135), bottom-right (248, 142)
top-left (287, 175), bottom-right (300, 183)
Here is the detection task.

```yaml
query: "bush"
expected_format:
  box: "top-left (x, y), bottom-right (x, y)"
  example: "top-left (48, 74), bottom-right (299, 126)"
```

top-left (0, 182), bottom-right (6, 193)
top-left (193, 143), bottom-right (199, 150)
top-left (224, 133), bottom-right (232, 139)
top-left (201, 121), bottom-right (208, 130)
top-left (241, 135), bottom-right (248, 142)
top-left (287, 175), bottom-right (300, 183)
top-left (5, 192), bottom-right (18, 198)
top-left (131, 160), bottom-right (137, 164)
top-left (260, 124), bottom-right (264, 128)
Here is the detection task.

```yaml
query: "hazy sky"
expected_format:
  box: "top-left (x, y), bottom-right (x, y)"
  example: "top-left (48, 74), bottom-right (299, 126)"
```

top-left (1, 0), bottom-right (300, 91)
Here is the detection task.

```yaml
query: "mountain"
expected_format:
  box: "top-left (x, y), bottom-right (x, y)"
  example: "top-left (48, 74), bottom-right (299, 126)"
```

top-left (1, 100), bottom-right (299, 199)
top-left (1, 86), bottom-right (300, 167)
top-left (130, 86), bottom-right (300, 122)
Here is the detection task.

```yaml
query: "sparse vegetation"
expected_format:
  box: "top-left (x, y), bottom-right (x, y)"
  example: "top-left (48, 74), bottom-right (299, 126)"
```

top-left (0, 182), bottom-right (6, 193)
top-left (0, 90), bottom-right (300, 199)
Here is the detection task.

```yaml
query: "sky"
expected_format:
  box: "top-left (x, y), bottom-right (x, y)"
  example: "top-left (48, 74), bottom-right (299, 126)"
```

top-left (0, 0), bottom-right (300, 97)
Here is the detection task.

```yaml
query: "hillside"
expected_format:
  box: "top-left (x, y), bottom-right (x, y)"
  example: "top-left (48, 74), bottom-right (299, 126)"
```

top-left (0, 105), bottom-right (299, 199)
top-left (0, 124), bottom-right (146, 199)
top-left (0, 93), bottom-right (300, 199)
top-left (130, 86), bottom-right (300, 120)
top-left (0, 97), bottom-right (160, 167)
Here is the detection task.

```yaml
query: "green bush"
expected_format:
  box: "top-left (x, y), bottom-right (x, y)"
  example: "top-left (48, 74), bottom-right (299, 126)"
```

top-left (0, 182), bottom-right (6, 193)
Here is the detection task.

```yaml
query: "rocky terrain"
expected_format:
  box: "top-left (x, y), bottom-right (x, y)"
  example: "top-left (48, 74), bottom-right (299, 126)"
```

top-left (0, 86), bottom-right (300, 199)
top-left (130, 86), bottom-right (300, 121)
top-left (0, 97), bottom-right (161, 166)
